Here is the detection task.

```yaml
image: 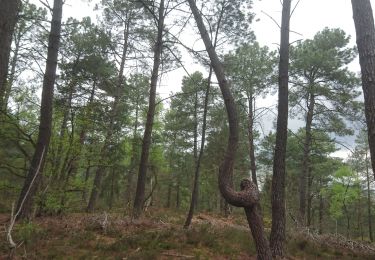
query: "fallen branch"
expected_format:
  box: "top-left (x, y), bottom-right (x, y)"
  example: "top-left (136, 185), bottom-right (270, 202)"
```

top-left (162, 252), bottom-right (194, 258)
top-left (6, 147), bottom-right (45, 257)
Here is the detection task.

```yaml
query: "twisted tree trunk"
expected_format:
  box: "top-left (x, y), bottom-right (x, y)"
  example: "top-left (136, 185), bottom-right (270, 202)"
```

top-left (187, 0), bottom-right (272, 258)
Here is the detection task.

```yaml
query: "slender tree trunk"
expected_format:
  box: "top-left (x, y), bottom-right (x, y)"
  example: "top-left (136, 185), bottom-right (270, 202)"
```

top-left (59, 81), bottom-right (96, 210)
top-left (15, 0), bottom-right (63, 220)
top-left (82, 160), bottom-right (92, 202)
top-left (184, 4), bottom-right (224, 227)
top-left (366, 151), bottom-right (373, 241)
top-left (176, 179), bottom-right (180, 209)
top-left (351, 0), bottom-right (375, 178)
top-left (319, 190), bottom-right (323, 234)
top-left (53, 56), bottom-right (81, 182)
top-left (109, 167), bottom-right (115, 210)
top-left (248, 94), bottom-right (257, 187)
top-left (307, 170), bottom-right (314, 227)
top-left (184, 67), bottom-right (212, 228)
top-left (187, 0), bottom-right (272, 258)
top-left (3, 21), bottom-right (22, 111)
top-left (133, 0), bottom-right (164, 219)
top-left (270, 0), bottom-right (291, 257)
top-left (357, 195), bottom-right (363, 240)
top-left (0, 0), bottom-right (21, 109)
top-left (307, 194), bottom-right (312, 227)
top-left (125, 96), bottom-right (140, 209)
top-left (299, 93), bottom-right (315, 223)
top-left (64, 80), bottom-right (97, 181)
top-left (87, 18), bottom-right (130, 212)
top-left (166, 182), bottom-right (172, 208)
top-left (54, 77), bottom-right (77, 181)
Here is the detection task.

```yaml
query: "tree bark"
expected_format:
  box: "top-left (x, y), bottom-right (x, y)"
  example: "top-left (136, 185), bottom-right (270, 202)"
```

top-left (184, 3), bottom-right (224, 227)
top-left (318, 187), bottom-right (323, 234)
top-left (0, 0), bottom-right (21, 110)
top-left (270, 0), bottom-right (291, 257)
top-left (16, 0), bottom-right (63, 220)
top-left (299, 93), bottom-right (315, 223)
top-left (184, 67), bottom-right (212, 228)
top-left (366, 151), bottom-right (373, 241)
top-left (3, 18), bottom-right (22, 112)
top-left (351, 0), bottom-right (375, 179)
top-left (86, 17), bottom-right (130, 212)
top-left (125, 95), bottom-right (140, 209)
top-left (133, 0), bottom-right (164, 219)
top-left (248, 93), bottom-right (258, 187)
top-left (187, 0), bottom-right (272, 258)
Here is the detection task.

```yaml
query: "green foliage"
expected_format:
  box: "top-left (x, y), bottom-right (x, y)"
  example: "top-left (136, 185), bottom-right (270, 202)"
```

top-left (16, 222), bottom-right (44, 245)
top-left (322, 166), bottom-right (360, 220)
top-left (289, 28), bottom-right (361, 136)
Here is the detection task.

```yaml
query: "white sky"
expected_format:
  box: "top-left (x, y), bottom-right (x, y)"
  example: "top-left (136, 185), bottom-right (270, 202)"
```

top-left (35, 0), bottom-right (375, 158)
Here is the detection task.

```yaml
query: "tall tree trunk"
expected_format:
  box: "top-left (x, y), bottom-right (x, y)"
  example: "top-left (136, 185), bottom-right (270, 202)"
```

top-left (0, 0), bottom-right (21, 110)
top-left (125, 97), bottom-right (139, 209)
top-left (109, 167), bottom-right (115, 210)
top-left (299, 93), bottom-right (315, 223)
top-left (86, 18), bottom-right (130, 212)
top-left (176, 180), bottom-right (180, 209)
top-left (187, 0), bottom-right (272, 258)
top-left (63, 80), bottom-right (97, 182)
top-left (248, 93), bottom-right (257, 187)
top-left (184, 4), bottom-right (224, 227)
top-left (306, 168), bottom-right (314, 227)
top-left (184, 67), bottom-right (212, 228)
top-left (15, 0), bottom-right (63, 220)
top-left (59, 80), bottom-right (97, 210)
top-left (366, 151), bottom-right (373, 241)
top-left (270, 0), bottom-right (291, 257)
top-left (3, 21), bottom-right (22, 111)
top-left (319, 188), bottom-right (323, 234)
top-left (351, 0), bottom-right (375, 178)
top-left (54, 77), bottom-right (77, 181)
top-left (133, 0), bottom-right (164, 219)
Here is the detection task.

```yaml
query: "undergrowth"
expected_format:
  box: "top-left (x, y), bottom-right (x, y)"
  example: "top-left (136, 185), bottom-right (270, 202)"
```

top-left (0, 209), bottom-right (374, 259)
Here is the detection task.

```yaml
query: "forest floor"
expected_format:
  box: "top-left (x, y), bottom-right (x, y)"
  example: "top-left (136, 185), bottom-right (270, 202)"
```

top-left (0, 208), bottom-right (374, 259)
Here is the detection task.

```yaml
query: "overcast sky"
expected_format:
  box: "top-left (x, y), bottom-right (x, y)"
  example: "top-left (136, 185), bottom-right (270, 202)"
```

top-left (34, 0), bottom-right (375, 158)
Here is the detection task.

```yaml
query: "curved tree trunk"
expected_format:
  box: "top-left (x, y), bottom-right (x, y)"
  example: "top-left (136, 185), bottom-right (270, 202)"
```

top-left (184, 3), bottom-right (225, 228)
top-left (351, 0), bottom-right (375, 179)
top-left (0, 0), bottom-right (21, 110)
top-left (133, 0), bottom-right (165, 219)
top-left (16, 0), bottom-right (63, 220)
top-left (187, 0), bottom-right (272, 258)
top-left (270, 0), bottom-right (291, 257)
